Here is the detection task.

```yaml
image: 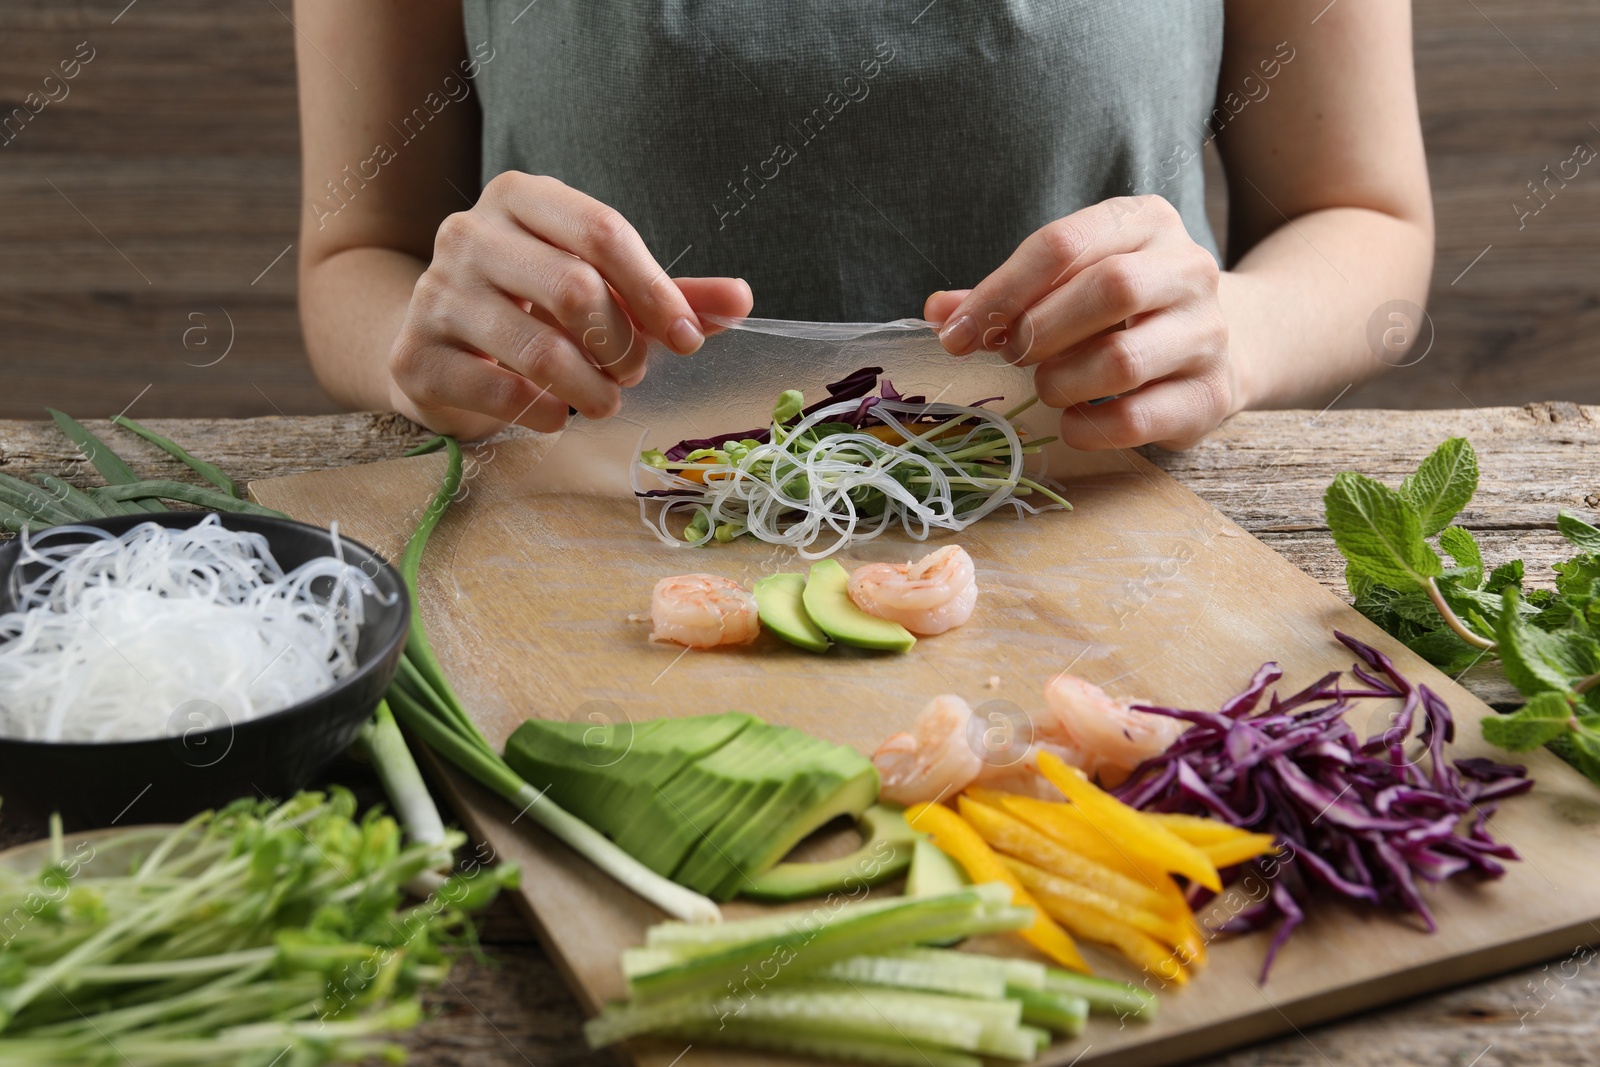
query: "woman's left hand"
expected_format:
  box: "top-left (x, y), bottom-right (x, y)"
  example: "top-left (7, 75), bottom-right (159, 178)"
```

top-left (925, 195), bottom-right (1234, 450)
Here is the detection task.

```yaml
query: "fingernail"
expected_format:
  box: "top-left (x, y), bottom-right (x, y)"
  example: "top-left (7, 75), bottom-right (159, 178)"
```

top-left (668, 316), bottom-right (703, 354)
top-left (940, 314), bottom-right (976, 354)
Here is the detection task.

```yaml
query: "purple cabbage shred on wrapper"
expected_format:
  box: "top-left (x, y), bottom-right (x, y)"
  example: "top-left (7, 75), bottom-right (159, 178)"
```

top-left (657, 367), bottom-right (994, 461)
top-left (1114, 631), bottom-right (1533, 982)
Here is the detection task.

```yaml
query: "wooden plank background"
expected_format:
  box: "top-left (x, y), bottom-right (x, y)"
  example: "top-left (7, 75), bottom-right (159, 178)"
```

top-left (0, 0), bottom-right (1596, 419)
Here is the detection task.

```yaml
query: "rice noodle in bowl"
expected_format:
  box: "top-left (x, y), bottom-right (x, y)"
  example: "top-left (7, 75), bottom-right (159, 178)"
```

top-left (0, 514), bottom-right (389, 743)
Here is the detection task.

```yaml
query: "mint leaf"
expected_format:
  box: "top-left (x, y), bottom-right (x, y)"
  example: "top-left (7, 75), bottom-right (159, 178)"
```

top-left (1438, 526), bottom-right (1484, 588)
top-left (1399, 438), bottom-right (1478, 537)
top-left (1554, 553), bottom-right (1600, 604)
top-left (1497, 590), bottom-right (1581, 696)
top-left (1408, 626), bottom-right (1488, 673)
top-left (1558, 509), bottom-right (1600, 554)
top-left (1559, 630), bottom-right (1600, 675)
top-left (1389, 590), bottom-right (1443, 627)
top-left (1486, 558), bottom-right (1524, 595)
top-left (1346, 561), bottom-right (1375, 603)
top-left (1566, 721), bottom-right (1600, 783)
top-left (1481, 691), bottom-right (1574, 752)
top-left (1440, 577), bottom-right (1531, 627)
top-left (1325, 471), bottom-right (1441, 591)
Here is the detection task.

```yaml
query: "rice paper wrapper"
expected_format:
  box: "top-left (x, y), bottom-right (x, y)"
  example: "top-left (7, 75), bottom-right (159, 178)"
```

top-left (530, 315), bottom-right (1052, 498)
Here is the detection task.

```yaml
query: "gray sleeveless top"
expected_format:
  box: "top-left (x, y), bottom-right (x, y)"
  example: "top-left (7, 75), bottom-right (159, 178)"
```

top-left (462, 1), bottom-right (1223, 322)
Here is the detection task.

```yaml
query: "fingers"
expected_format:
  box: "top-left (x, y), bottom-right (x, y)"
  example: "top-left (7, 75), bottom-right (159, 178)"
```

top-left (1033, 306), bottom-right (1225, 408)
top-left (394, 344), bottom-right (573, 436)
top-left (939, 196), bottom-right (1181, 356)
top-left (674, 277), bottom-right (754, 337)
top-left (1055, 371), bottom-right (1233, 452)
top-left (489, 172), bottom-right (705, 359)
top-left (437, 207), bottom-right (650, 387)
top-left (1003, 250), bottom-right (1202, 367)
top-left (418, 276), bottom-right (622, 420)
top-left (923, 289), bottom-right (971, 326)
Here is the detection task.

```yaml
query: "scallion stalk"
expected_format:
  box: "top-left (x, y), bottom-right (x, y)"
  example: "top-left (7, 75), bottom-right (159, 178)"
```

top-left (110, 414), bottom-right (243, 499)
top-left (46, 408), bottom-right (166, 510)
top-left (388, 436), bottom-right (722, 924)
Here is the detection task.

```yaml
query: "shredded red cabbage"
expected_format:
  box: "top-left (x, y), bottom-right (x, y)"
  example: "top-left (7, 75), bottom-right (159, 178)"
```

top-left (1114, 631), bottom-right (1533, 981)
top-left (658, 367), bottom-right (992, 461)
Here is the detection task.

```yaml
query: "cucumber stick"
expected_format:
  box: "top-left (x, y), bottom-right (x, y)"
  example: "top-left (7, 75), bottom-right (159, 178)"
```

top-left (589, 986), bottom-right (1036, 1060)
top-left (888, 946), bottom-right (1047, 992)
top-left (1040, 966), bottom-right (1159, 1020)
top-left (1014, 986), bottom-right (1089, 1036)
top-left (586, 989), bottom-right (984, 1051)
top-left (627, 886), bottom-right (1017, 1003)
top-left (674, 1022), bottom-right (981, 1067)
top-left (596, 884), bottom-right (1159, 1067)
top-left (817, 953), bottom-right (1008, 999)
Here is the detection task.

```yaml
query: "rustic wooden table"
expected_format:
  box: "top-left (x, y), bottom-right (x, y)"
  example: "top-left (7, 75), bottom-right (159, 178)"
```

top-left (1, 402), bottom-right (1595, 1066)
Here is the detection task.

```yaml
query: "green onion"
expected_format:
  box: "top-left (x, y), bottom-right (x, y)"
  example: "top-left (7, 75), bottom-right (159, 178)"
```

top-left (0, 475), bottom-right (78, 526)
top-left (355, 700), bottom-right (450, 873)
top-left (85, 487), bottom-right (143, 516)
top-left (0, 501), bottom-right (33, 534)
top-left (386, 437), bottom-right (722, 924)
top-left (46, 408), bottom-right (166, 510)
top-left (94, 480), bottom-right (282, 515)
top-left (111, 414), bottom-right (243, 499)
top-left (27, 474), bottom-right (105, 520)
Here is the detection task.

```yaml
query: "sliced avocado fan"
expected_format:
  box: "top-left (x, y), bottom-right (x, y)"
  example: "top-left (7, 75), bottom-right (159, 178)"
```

top-left (504, 712), bottom-right (881, 901)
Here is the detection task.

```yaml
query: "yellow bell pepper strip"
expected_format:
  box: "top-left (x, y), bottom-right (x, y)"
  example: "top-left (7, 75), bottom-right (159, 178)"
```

top-left (905, 801), bottom-right (1090, 973)
top-left (969, 790), bottom-right (1188, 907)
top-left (995, 855), bottom-right (1194, 955)
top-left (963, 797), bottom-right (1204, 964)
top-left (968, 792), bottom-right (1205, 963)
top-left (1036, 752), bottom-right (1223, 892)
top-left (1005, 858), bottom-right (1191, 986)
top-left (956, 797), bottom-right (1174, 918)
top-left (1145, 812), bottom-right (1260, 847)
top-left (1200, 832), bottom-right (1280, 870)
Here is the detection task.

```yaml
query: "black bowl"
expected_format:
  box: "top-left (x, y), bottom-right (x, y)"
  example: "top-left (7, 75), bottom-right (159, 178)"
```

top-left (0, 512), bottom-right (410, 827)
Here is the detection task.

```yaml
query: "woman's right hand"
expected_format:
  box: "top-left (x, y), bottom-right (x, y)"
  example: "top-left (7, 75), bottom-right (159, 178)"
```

top-left (388, 172), bottom-right (753, 439)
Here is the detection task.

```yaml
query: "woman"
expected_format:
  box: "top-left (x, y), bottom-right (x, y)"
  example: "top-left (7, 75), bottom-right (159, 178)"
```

top-left (293, 1), bottom-right (1432, 449)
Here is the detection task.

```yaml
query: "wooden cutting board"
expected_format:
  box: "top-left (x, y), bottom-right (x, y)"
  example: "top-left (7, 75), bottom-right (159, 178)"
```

top-left (252, 330), bottom-right (1600, 1067)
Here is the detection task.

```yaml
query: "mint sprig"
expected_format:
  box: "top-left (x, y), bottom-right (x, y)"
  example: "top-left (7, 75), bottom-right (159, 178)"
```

top-left (1324, 438), bottom-right (1600, 786)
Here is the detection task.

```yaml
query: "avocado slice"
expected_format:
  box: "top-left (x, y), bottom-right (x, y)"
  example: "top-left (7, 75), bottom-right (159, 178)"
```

top-left (692, 738), bottom-right (879, 899)
top-left (504, 710), bottom-right (896, 898)
top-left (904, 836), bottom-right (971, 945)
top-left (741, 804), bottom-right (918, 901)
top-left (753, 572), bottom-right (831, 653)
top-left (906, 836), bottom-right (970, 897)
top-left (623, 724), bottom-right (782, 876)
top-left (802, 559), bottom-right (916, 653)
top-left (504, 711), bottom-right (754, 854)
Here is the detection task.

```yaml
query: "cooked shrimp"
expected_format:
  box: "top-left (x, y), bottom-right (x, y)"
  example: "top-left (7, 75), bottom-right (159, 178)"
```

top-left (1038, 673), bottom-right (1188, 787)
top-left (873, 695), bottom-right (983, 806)
top-left (648, 574), bottom-right (760, 649)
top-left (848, 545), bottom-right (977, 635)
top-left (871, 674), bottom-right (1187, 805)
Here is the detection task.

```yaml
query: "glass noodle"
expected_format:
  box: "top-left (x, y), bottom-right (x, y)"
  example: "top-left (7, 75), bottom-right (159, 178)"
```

top-left (635, 389), bottom-right (1069, 559)
top-left (0, 515), bottom-right (387, 742)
